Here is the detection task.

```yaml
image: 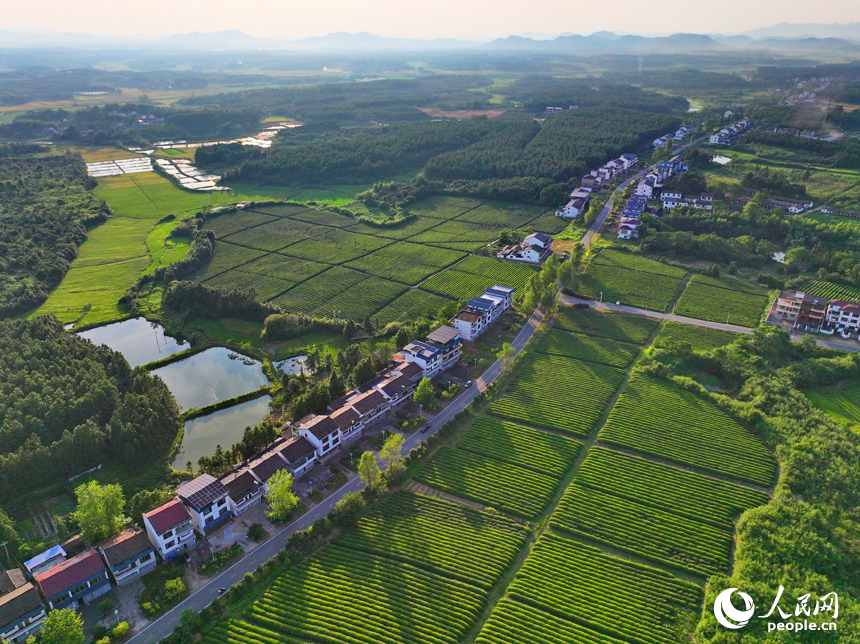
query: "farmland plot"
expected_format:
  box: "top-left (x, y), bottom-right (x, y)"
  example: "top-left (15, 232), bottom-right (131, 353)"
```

top-left (675, 277), bottom-right (769, 327)
top-left (599, 374), bottom-right (777, 486)
top-left (345, 243), bottom-right (466, 285)
top-left (490, 355), bottom-right (625, 436)
top-left (373, 290), bottom-right (452, 326)
top-left (420, 270), bottom-right (503, 300)
top-left (245, 545), bottom-right (485, 644)
top-left (594, 249), bottom-right (687, 278)
top-left (554, 306), bottom-right (659, 343)
top-left (455, 202), bottom-right (542, 228)
top-left (657, 321), bottom-right (740, 351)
top-left (477, 599), bottom-right (628, 644)
top-left (270, 267), bottom-right (370, 314)
top-left (279, 229), bottom-right (391, 264)
top-left (578, 263), bottom-right (684, 311)
top-left (204, 211), bottom-right (278, 237)
top-left (323, 276), bottom-right (408, 321)
top-left (413, 447), bottom-right (557, 519)
top-left (453, 254), bottom-right (538, 287)
top-left (407, 195), bottom-right (482, 219)
top-left (334, 491), bottom-right (527, 589)
top-left (522, 211), bottom-right (569, 235)
top-left (534, 329), bottom-right (639, 368)
top-left (222, 217), bottom-right (332, 252)
top-left (552, 483), bottom-right (734, 575)
top-left (505, 533), bottom-right (702, 644)
top-left (409, 220), bottom-right (500, 251)
top-left (203, 271), bottom-right (294, 301)
top-left (193, 241), bottom-right (265, 281)
top-left (800, 279), bottom-right (860, 303)
top-left (457, 416), bottom-right (582, 478)
top-left (241, 253), bottom-right (328, 285)
top-left (576, 447), bottom-right (768, 530)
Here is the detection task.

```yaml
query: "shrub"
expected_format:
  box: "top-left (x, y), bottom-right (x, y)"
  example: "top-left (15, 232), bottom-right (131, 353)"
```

top-left (329, 491), bottom-right (367, 527)
top-left (112, 622), bottom-right (130, 638)
top-left (246, 523), bottom-right (266, 542)
top-left (163, 577), bottom-right (186, 602)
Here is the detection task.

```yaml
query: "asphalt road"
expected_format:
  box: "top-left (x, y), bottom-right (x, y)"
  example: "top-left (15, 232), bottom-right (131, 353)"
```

top-left (127, 306), bottom-right (545, 644)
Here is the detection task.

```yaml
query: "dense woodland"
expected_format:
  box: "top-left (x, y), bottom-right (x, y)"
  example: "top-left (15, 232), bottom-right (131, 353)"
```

top-left (645, 328), bottom-right (860, 641)
top-left (0, 146), bottom-right (110, 317)
top-left (0, 316), bottom-right (181, 498)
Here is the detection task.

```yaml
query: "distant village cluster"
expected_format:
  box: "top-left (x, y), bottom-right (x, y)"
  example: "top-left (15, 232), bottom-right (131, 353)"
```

top-left (554, 153), bottom-right (639, 219)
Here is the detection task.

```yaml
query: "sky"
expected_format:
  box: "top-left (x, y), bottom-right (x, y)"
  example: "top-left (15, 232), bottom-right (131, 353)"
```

top-left (2, 0), bottom-right (860, 40)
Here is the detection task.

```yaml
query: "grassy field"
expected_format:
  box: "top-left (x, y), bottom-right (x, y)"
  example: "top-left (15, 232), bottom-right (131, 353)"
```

top-left (33, 171), bottom-right (278, 326)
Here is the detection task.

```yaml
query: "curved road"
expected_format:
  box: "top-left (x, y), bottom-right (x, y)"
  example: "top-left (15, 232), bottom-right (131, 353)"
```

top-left (127, 307), bottom-right (545, 644)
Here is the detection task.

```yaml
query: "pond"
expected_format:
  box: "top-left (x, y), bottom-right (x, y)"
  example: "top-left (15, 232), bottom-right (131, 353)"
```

top-left (274, 355), bottom-right (308, 375)
top-left (77, 317), bottom-right (188, 368)
top-left (150, 347), bottom-right (269, 411)
top-left (172, 396), bottom-right (270, 470)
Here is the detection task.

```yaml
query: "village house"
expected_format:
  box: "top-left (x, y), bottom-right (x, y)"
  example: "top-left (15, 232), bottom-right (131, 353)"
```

top-left (35, 550), bottom-right (110, 611)
top-left (401, 325), bottom-right (463, 378)
top-left (296, 416), bottom-right (341, 457)
top-left (617, 219), bottom-right (642, 240)
top-left (554, 197), bottom-right (588, 218)
top-left (824, 300), bottom-right (860, 337)
top-left (0, 570), bottom-right (47, 644)
top-left (219, 470), bottom-right (265, 517)
top-left (774, 291), bottom-right (828, 329)
top-left (449, 286), bottom-right (515, 341)
top-left (497, 233), bottom-right (553, 264)
top-left (767, 196), bottom-right (813, 213)
top-left (23, 547), bottom-right (66, 577)
top-left (142, 499), bottom-right (195, 559)
top-left (176, 475), bottom-right (231, 534)
top-left (97, 529), bottom-right (156, 586)
top-left (581, 173), bottom-right (600, 190)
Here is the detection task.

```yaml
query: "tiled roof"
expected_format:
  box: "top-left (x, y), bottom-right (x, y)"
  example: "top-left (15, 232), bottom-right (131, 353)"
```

top-left (35, 550), bottom-right (106, 600)
top-left (301, 415), bottom-right (339, 440)
top-left (393, 361), bottom-right (423, 379)
top-left (99, 529), bottom-right (152, 568)
top-left (144, 499), bottom-right (190, 534)
top-left (278, 436), bottom-right (316, 463)
top-left (454, 310), bottom-right (483, 323)
top-left (0, 583), bottom-right (43, 629)
top-left (249, 452), bottom-right (288, 483)
top-left (220, 470), bottom-right (261, 501)
top-left (0, 569), bottom-right (25, 595)
top-left (348, 389), bottom-right (387, 415)
top-left (330, 406), bottom-right (361, 430)
top-left (177, 474), bottom-right (228, 511)
top-left (378, 374), bottom-right (413, 398)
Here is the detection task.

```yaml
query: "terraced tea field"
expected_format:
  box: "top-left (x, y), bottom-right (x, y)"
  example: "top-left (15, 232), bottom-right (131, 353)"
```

top-left (599, 374), bottom-right (777, 486)
top-left (578, 263), bottom-right (685, 311)
top-left (534, 329), bottom-right (639, 368)
top-left (800, 278), bottom-right (860, 303)
top-left (675, 275), bottom-right (770, 327)
top-left (490, 354), bottom-right (625, 436)
top-left (194, 196), bottom-right (543, 323)
top-left (554, 306), bottom-right (660, 342)
top-left (657, 320), bottom-right (740, 351)
top-left (499, 534), bottom-right (702, 644)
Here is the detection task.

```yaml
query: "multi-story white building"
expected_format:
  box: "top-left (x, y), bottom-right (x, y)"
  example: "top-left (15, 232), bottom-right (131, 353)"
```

top-left (143, 499), bottom-right (195, 558)
top-left (297, 416), bottom-right (341, 457)
top-left (826, 300), bottom-right (860, 335)
top-left (401, 326), bottom-right (463, 378)
top-left (449, 286), bottom-right (515, 341)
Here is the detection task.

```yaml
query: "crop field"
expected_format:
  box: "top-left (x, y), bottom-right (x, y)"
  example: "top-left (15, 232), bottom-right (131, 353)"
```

top-left (504, 534), bottom-right (702, 644)
top-left (281, 229), bottom-right (392, 264)
top-left (145, 225), bottom-right (190, 275)
top-left (413, 447), bottom-right (557, 519)
top-left (477, 599), bottom-right (628, 644)
top-left (535, 329), bottom-right (639, 368)
top-left (599, 374), bottom-right (777, 486)
top-left (801, 279), bottom-right (860, 302)
top-left (271, 267), bottom-right (371, 315)
top-left (689, 274), bottom-right (771, 295)
top-left (409, 220), bottom-right (501, 251)
top-left (420, 270), bottom-right (507, 300)
top-left (406, 196), bottom-right (482, 219)
top-left (193, 242), bottom-right (266, 281)
top-left (365, 217), bottom-right (444, 240)
top-left (203, 271), bottom-right (294, 300)
top-left (490, 355), bottom-right (625, 436)
top-left (806, 381), bottom-right (860, 428)
top-left (373, 290), bottom-right (452, 326)
top-left (242, 545), bottom-right (485, 644)
top-left (248, 204), bottom-right (325, 220)
top-left (203, 211), bottom-right (278, 237)
top-left (657, 321), bottom-right (740, 351)
top-left (675, 277), bottom-right (769, 327)
top-left (455, 202), bottom-right (545, 228)
top-left (554, 306), bottom-right (660, 343)
top-left (457, 416), bottom-right (582, 478)
top-left (345, 243), bottom-right (466, 285)
top-left (240, 254), bottom-right (329, 284)
top-left (452, 255), bottom-right (538, 286)
top-left (575, 447), bottom-right (768, 530)
top-left (333, 491), bottom-right (527, 589)
top-left (578, 264), bottom-right (684, 311)
top-left (322, 276), bottom-right (408, 321)
top-left (551, 484), bottom-right (731, 575)
top-left (593, 249), bottom-right (688, 278)
top-left (222, 218), bottom-right (332, 252)
top-left (523, 212), bottom-right (569, 235)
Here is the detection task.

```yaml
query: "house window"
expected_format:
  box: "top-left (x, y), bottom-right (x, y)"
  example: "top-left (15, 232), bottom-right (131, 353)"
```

top-left (203, 506), bottom-right (212, 516)
top-left (140, 553), bottom-right (153, 563)
top-left (164, 540), bottom-right (176, 549)
top-left (70, 582), bottom-right (90, 597)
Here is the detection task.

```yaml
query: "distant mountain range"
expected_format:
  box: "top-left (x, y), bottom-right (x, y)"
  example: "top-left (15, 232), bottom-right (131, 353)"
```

top-left (0, 23), bottom-right (858, 52)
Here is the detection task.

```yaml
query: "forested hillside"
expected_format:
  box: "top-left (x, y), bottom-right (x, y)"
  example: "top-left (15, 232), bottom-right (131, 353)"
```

top-left (0, 316), bottom-right (181, 497)
top-left (0, 146), bottom-right (110, 318)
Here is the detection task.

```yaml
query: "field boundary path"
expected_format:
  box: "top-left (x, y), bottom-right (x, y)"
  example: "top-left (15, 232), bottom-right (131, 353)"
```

top-left (126, 306), bottom-right (545, 644)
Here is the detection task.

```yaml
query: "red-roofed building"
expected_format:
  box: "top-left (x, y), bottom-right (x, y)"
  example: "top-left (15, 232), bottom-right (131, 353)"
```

top-left (142, 499), bottom-right (194, 558)
top-left (34, 550), bottom-right (110, 610)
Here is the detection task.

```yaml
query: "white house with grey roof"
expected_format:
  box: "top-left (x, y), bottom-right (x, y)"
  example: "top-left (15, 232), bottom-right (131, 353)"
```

top-left (219, 470), bottom-right (264, 516)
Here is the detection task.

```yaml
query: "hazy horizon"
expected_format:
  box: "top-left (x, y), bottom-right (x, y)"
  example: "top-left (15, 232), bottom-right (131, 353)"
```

top-left (2, 0), bottom-right (860, 41)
